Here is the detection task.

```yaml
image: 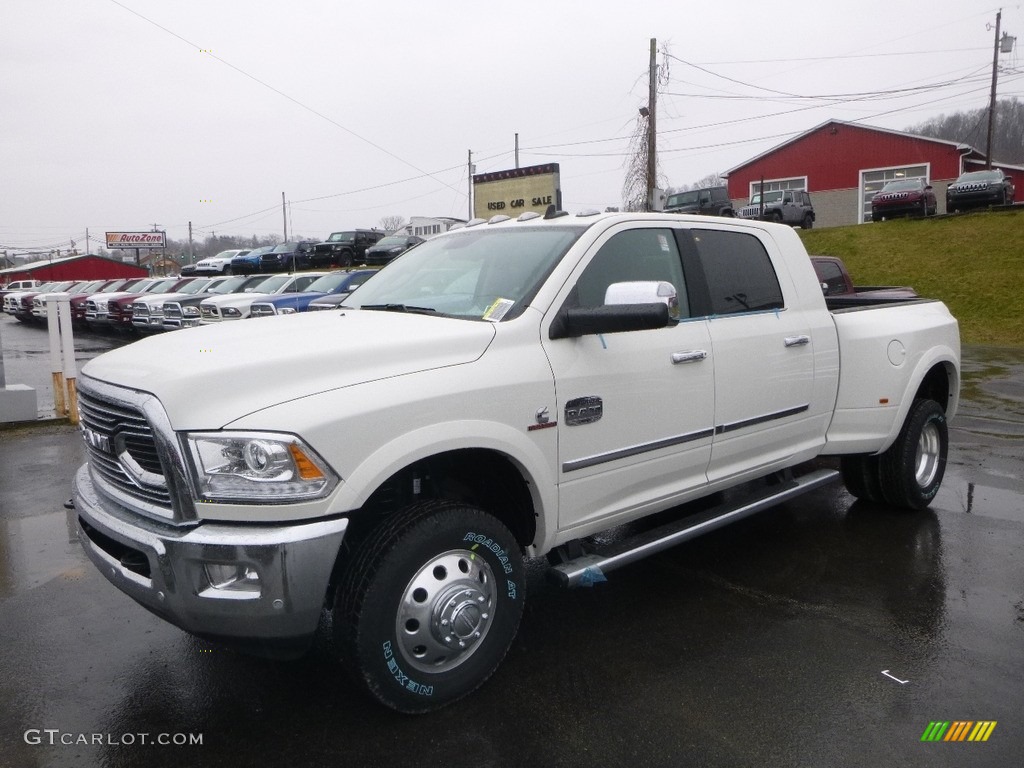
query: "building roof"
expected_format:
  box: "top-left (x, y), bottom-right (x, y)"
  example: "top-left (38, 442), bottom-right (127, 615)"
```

top-left (723, 119), bottom-right (1022, 177)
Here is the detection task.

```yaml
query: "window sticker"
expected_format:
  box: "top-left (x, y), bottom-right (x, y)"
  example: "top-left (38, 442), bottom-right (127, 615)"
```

top-left (658, 234), bottom-right (670, 252)
top-left (483, 298), bottom-right (515, 322)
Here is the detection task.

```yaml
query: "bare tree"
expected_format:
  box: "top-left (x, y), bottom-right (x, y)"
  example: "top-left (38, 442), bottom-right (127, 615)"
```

top-left (379, 215), bottom-right (406, 233)
top-left (906, 98), bottom-right (1024, 164)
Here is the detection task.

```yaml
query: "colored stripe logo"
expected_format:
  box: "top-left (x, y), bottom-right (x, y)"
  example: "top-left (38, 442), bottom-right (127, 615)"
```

top-left (921, 721), bottom-right (997, 742)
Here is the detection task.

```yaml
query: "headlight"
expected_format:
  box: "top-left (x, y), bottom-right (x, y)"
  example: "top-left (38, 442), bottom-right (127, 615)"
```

top-left (279, 307), bottom-right (296, 314)
top-left (222, 307), bottom-right (242, 317)
top-left (184, 432), bottom-right (339, 503)
top-left (183, 306), bottom-right (199, 316)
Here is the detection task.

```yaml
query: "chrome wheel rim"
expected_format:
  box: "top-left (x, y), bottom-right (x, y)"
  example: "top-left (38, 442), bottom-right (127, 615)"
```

top-left (915, 422), bottom-right (942, 488)
top-left (396, 549), bottom-right (496, 674)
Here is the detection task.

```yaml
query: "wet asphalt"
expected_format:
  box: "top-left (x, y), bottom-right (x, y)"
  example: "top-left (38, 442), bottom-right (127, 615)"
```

top-left (1, 315), bottom-right (1022, 767)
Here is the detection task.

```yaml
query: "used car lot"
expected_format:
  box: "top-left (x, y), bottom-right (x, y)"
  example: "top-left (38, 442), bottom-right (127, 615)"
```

top-left (0, 339), bottom-right (1021, 765)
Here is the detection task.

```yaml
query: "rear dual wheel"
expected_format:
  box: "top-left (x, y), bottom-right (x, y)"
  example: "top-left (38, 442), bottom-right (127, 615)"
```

top-left (841, 398), bottom-right (948, 510)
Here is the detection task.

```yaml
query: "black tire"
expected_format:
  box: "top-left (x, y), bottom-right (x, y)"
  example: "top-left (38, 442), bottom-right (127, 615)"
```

top-left (771, 210), bottom-right (783, 224)
top-left (878, 399), bottom-right (948, 510)
top-left (801, 213), bottom-right (814, 229)
top-left (335, 500), bottom-right (525, 713)
top-left (840, 454), bottom-right (884, 503)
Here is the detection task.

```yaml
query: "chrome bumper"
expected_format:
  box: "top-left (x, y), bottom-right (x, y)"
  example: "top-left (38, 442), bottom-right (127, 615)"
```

top-left (73, 465), bottom-right (348, 655)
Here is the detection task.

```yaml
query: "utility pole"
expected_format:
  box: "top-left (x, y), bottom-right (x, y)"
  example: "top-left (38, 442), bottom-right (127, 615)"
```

top-left (188, 221), bottom-right (194, 264)
top-left (515, 133), bottom-right (520, 169)
top-left (282, 192), bottom-right (288, 242)
top-left (85, 228), bottom-right (90, 255)
top-left (646, 38), bottom-right (657, 211)
top-left (986, 10), bottom-right (1002, 169)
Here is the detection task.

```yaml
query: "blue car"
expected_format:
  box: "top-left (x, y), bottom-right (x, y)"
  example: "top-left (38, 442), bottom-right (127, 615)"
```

top-left (249, 269), bottom-right (377, 317)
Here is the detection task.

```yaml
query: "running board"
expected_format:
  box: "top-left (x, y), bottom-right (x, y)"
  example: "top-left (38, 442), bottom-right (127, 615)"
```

top-left (549, 468), bottom-right (840, 588)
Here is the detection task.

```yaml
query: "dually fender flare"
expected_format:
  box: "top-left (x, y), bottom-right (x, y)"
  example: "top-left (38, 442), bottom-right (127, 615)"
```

top-left (875, 343), bottom-right (960, 455)
top-left (324, 419), bottom-right (557, 548)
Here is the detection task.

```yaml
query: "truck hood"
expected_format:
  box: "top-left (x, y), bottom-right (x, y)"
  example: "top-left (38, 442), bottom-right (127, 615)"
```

top-left (81, 309), bottom-right (497, 429)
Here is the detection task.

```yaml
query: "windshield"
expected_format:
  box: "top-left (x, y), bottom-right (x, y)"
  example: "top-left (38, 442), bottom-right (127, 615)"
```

top-left (207, 276), bottom-right (260, 294)
top-left (147, 279), bottom-right (179, 293)
top-left (347, 226), bottom-right (584, 321)
top-left (271, 243), bottom-right (299, 253)
top-left (250, 275), bottom-right (291, 293)
top-left (749, 191), bottom-right (784, 205)
top-left (880, 180), bottom-right (923, 192)
top-left (957, 171), bottom-right (1002, 182)
top-left (177, 278), bottom-right (215, 294)
top-left (666, 191), bottom-right (699, 207)
top-left (327, 232), bottom-right (354, 243)
top-left (305, 273), bottom-right (355, 292)
top-left (373, 235), bottom-right (408, 248)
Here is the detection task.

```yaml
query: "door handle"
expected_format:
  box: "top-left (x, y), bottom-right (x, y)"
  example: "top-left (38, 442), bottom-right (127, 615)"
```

top-left (784, 335), bottom-right (811, 347)
top-left (671, 350), bottom-right (708, 364)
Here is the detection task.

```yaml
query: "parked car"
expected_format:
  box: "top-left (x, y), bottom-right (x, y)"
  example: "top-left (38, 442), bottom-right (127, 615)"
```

top-left (306, 270), bottom-right (379, 312)
top-left (258, 241), bottom-right (318, 273)
top-left (4, 282), bottom-right (57, 315)
top-left (199, 272), bottom-right (326, 323)
top-left (11, 282), bottom-right (77, 322)
top-left (230, 246), bottom-right (275, 275)
top-left (195, 249), bottom-right (248, 275)
top-left (104, 278), bottom-right (192, 334)
top-left (131, 276), bottom-right (224, 333)
top-left (363, 235), bottom-right (425, 266)
top-left (31, 280), bottom-right (105, 323)
top-left (311, 229), bottom-right (385, 268)
top-left (870, 178), bottom-right (937, 221)
top-left (810, 256), bottom-right (917, 301)
top-left (946, 169), bottom-right (1016, 212)
top-left (83, 279), bottom-right (159, 327)
top-left (251, 270), bottom-right (378, 317)
top-left (738, 189), bottom-right (815, 229)
top-left (162, 275), bottom-right (269, 329)
top-left (71, 279), bottom-right (142, 326)
top-left (664, 186), bottom-right (734, 217)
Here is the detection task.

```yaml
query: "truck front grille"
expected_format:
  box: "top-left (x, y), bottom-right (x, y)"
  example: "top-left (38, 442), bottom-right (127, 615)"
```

top-left (77, 378), bottom-right (196, 523)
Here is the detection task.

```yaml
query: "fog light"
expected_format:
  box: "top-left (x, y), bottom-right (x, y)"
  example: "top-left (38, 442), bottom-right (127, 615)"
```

top-left (203, 563), bottom-right (261, 594)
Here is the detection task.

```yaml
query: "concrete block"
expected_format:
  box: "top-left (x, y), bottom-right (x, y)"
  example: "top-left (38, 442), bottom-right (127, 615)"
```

top-left (0, 385), bottom-right (38, 423)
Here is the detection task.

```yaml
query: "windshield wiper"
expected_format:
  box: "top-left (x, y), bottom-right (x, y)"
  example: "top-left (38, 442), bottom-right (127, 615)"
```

top-left (360, 303), bottom-right (438, 315)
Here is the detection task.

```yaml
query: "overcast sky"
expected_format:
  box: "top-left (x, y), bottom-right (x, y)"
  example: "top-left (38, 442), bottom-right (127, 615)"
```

top-left (2, 1), bottom-right (1020, 253)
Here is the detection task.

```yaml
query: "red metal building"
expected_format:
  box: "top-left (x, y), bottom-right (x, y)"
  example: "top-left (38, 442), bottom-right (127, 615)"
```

top-left (724, 120), bottom-right (1024, 227)
top-left (0, 254), bottom-right (148, 284)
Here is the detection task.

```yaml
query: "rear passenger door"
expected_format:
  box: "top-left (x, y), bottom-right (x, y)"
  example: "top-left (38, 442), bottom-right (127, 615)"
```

top-left (682, 227), bottom-right (824, 482)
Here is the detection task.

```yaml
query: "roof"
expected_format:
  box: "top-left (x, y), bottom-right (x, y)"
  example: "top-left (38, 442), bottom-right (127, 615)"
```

top-left (0, 253), bottom-right (142, 276)
top-left (722, 119), bottom-right (1023, 177)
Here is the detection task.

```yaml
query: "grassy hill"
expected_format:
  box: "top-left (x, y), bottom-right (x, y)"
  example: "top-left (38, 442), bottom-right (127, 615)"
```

top-left (799, 208), bottom-right (1024, 347)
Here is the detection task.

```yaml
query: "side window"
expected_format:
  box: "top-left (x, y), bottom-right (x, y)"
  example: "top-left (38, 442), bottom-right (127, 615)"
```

top-left (814, 260), bottom-right (846, 296)
top-left (573, 228), bottom-right (689, 317)
top-left (690, 230), bottom-right (783, 314)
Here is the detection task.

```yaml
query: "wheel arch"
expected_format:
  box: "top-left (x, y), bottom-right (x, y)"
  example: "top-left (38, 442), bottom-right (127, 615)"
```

top-left (327, 421), bottom-right (555, 553)
top-left (879, 352), bottom-right (960, 453)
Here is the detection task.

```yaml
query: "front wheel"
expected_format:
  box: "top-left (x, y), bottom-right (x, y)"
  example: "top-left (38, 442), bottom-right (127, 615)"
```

top-left (878, 399), bottom-right (948, 510)
top-left (801, 213), bottom-right (814, 229)
top-left (334, 500), bottom-right (525, 713)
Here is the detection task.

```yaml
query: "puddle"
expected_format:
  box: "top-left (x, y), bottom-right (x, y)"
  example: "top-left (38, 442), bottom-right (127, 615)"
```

top-left (0, 508), bottom-right (88, 600)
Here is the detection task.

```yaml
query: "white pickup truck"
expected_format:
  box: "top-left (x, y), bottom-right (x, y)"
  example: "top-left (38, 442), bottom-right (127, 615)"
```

top-left (71, 211), bottom-right (960, 713)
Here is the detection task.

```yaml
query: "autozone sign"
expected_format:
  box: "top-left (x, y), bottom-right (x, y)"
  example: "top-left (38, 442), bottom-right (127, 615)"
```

top-left (106, 232), bottom-right (165, 249)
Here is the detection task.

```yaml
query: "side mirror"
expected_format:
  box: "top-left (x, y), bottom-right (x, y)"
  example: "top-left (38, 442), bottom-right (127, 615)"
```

top-left (821, 281), bottom-right (829, 295)
top-left (549, 281), bottom-right (676, 340)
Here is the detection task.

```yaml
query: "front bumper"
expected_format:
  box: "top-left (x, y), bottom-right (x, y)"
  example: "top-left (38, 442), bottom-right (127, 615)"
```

top-left (73, 464), bottom-right (348, 656)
